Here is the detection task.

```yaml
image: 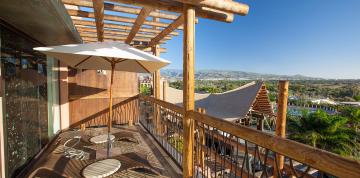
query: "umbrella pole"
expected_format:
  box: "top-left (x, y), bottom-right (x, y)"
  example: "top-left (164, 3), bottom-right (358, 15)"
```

top-left (107, 63), bottom-right (115, 158)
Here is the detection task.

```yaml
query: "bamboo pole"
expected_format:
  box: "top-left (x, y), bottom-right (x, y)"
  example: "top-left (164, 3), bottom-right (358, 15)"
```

top-left (183, 4), bottom-right (196, 178)
top-left (274, 80), bottom-right (289, 177)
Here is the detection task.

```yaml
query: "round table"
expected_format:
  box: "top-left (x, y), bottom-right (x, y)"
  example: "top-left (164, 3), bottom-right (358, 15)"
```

top-left (82, 159), bottom-right (121, 178)
top-left (90, 134), bottom-right (115, 144)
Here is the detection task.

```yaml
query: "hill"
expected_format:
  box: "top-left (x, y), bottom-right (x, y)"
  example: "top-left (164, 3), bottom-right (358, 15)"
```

top-left (161, 69), bottom-right (322, 81)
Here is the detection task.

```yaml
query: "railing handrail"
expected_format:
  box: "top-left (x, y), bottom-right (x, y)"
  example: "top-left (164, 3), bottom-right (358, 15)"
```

top-left (139, 94), bottom-right (185, 114)
top-left (140, 95), bottom-right (360, 178)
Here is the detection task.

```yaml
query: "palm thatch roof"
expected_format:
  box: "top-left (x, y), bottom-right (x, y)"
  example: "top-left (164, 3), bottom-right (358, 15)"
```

top-left (161, 81), bottom-right (273, 121)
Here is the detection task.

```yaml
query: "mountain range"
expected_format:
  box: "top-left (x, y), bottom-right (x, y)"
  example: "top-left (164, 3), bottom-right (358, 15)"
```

top-left (160, 69), bottom-right (322, 81)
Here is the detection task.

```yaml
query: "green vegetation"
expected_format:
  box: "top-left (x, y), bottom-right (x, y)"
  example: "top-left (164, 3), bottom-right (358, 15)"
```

top-left (265, 80), bottom-right (360, 102)
top-left (168, 136), bottom-right (183, 152)
top-left (169, 80), bottom-right (249, 93)
top-left (169, 79), bottom-right (360, 102)
top-left (140, 85), bottom-right (151, 95)
top-left (287, 109), bottom-right (360, 159)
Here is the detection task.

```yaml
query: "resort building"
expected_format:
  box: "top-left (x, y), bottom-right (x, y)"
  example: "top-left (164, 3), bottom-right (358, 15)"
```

top-left (0, 0), bottom-right (359, 178)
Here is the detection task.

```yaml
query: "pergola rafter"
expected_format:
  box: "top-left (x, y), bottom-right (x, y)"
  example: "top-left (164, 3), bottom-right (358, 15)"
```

top-left (125, 7), bottom-right (153, 44)
top-left (62, 0), bottom-right (249, 53)
top-left (91, 0), bottom-right (104, 41)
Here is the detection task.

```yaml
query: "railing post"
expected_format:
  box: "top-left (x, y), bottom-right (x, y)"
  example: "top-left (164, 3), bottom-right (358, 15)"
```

top-left (163, 80), bottom-right (168, 101)
top-left (274, 80), bottom-right (289, 177)
top-left (183, 4), bottom-right (196, 178)
top-left (80, 123), bottom-right (86, 131)
top-left (198, 108), bottom-right (206, 171)
top-left (152, 45), bottom-right (162, 135)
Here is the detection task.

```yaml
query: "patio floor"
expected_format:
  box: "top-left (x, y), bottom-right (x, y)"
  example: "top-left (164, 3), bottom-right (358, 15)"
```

top-left (22, 125), bottom-right (182, 178)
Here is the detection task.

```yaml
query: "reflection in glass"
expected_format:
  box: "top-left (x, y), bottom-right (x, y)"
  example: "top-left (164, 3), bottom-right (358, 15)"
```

top-left (1, 24), bottom-right (60, 177)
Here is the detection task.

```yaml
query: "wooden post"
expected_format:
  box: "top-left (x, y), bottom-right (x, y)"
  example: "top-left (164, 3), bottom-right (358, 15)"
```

top-left (80, 124), bottom-right (86, 131)
top-left (274, 80), bottom-right (289, 177)
top-left (163, 80), bottom-right (168, 101)
top-left (183, 4), bottom-right (196, 178)
top-left (152, 45), bottom-right (162, 135)
top-left (257, 115), bottom-right (264, 131)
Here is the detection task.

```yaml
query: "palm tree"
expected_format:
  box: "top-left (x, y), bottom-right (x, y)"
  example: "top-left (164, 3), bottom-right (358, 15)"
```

top-left (287, 110), bottom-right (360, 158)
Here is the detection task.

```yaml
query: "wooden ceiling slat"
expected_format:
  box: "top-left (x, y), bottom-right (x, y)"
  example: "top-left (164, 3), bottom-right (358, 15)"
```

top-left (76, 27), bottom-right (172, 40)
top-left (91, 0), bottom-right (104, 41)
top-left (66, 9), bottom-right (183, 30)
top-left (125, 7), bottom-right (153, 44)
top-left (148, 14), bottom-right (184, 47)
top-left (62, 0), bottom-right (179, 20)
top-left (80, 33), bottom-right (166, 43)
top-left (72, 19), bottom-right (179, 36)
top-left (108, 0), bottom-right (233, 23)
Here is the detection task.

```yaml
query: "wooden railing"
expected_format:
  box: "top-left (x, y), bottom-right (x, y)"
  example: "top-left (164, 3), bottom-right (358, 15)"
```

top-left (70, 95), bottom-right (140, 128)
top-left (139, 95), bottom-right (360, 178)
top-left (139, 95), bottom-right (185, 166)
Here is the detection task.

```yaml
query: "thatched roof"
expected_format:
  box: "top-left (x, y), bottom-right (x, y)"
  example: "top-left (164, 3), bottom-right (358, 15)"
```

top-left (161, 81), bottom-right (273, 121)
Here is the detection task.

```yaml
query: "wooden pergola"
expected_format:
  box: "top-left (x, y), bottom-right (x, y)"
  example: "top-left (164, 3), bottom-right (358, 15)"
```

top-left (61, 0), bottom-right (250, 177)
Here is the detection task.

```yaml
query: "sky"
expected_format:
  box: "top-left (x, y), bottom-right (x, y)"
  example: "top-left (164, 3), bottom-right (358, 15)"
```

top-left (160, 0), bottom-right (360, 79)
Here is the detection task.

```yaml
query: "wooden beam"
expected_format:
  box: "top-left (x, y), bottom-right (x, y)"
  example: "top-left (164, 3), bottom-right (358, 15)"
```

top-left (92, 0), bottom-right (104, 41)
top-left (76, 27), bottom-right (172, 40)
top-left (62, 0), bottom-right (179, 20)
top-left (80, 33), bottom-right (165, 43)
top-left (274, 80), bottom-right (289, 177)
top-left (148, 15), bottom-right (184, 47)
top-left (67, 9), bottom-right (183, 30)
top-left (125, 7), bottom-right (153, 44)
top-left (72, 19), bottom-right (179, 35)
top-left (173, 0), bottom-right (249, 16)
top-left (182, 4), bottom-right (195, 178)
top-left (109, 0), bottom-right (234, 23)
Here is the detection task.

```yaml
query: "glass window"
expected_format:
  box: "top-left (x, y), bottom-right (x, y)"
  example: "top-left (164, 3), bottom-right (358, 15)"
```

top-left (0, 23), bottom-right (60, 177)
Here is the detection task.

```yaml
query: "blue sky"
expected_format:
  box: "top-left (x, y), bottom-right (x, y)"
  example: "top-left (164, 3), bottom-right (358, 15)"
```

top-left (160, 0), bottom-right (360, 79)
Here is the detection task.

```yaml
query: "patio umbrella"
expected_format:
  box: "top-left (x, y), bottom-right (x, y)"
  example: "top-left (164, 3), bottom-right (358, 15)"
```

top-left (34, 41), bottom-right (170, 156)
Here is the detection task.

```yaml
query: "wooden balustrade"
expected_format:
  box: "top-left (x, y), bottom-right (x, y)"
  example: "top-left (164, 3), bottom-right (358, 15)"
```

top-left (139, 95), bottom-right (360, 178)
top-left (70, 94), bottom-right (360, 177)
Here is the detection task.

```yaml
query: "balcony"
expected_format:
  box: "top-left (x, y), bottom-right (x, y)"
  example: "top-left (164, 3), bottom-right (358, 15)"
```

top-left (20, 94), bottom-right (360, 178)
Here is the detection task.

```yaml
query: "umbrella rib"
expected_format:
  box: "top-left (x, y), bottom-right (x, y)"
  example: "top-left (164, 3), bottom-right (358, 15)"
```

top-left (135, 61), bottom-right (151, 73)
top-left (102, 57), bottom-right (113, 64)
top-left (115, 59), bottom-right (128, 63)
top-left (75, 56), bottom-right (92, 67)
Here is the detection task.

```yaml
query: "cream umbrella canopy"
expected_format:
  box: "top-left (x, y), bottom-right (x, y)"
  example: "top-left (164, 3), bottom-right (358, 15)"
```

top-left (34, 41), bottom-right (170, 156)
